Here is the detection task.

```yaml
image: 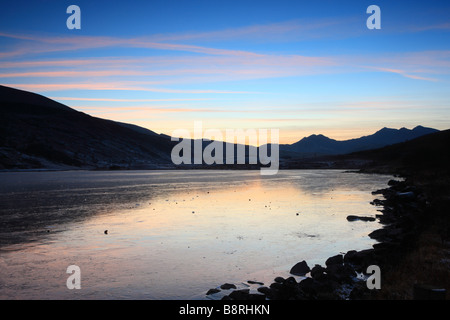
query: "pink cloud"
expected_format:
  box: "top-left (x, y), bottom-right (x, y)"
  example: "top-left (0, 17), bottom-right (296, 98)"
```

top-left (363, 66), bottom-right (438, 82)
top-left (4, 82), bottom-right (257, 94)
top-left (49, 97), bottom-right (211, 102)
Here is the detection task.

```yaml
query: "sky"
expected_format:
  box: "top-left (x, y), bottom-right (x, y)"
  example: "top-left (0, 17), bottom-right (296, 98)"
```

top-left (0, 0), bottom-right (449, 144)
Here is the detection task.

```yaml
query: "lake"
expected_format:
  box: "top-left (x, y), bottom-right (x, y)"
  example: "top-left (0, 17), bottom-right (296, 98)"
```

top-left (0, 169), bottom-right (392, 299)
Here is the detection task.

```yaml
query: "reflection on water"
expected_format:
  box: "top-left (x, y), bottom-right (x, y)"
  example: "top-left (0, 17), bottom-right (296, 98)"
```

top-left (0, 170), bottom-right (391, 299)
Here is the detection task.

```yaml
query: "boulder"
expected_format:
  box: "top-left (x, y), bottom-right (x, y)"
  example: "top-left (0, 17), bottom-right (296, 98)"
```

top-left (325, 254), bottom-right (343, 267)
top-left (290, 260), bottom-right (311, 276)
top-left (297, 277), bottom-right (318, 296)
top-left (257, 286), bottom-right (272, 296)
top-left (269, 277), bottom-right (299, 299)
top-left (368, 227), bottom-right (402, 241)
top-left (284, 276), bottom-right (298, 287)
top-left (343, 250), bottom-right (358, 264)
top-left (269, 282), bottom-right (284, 290)
top-left (228, 289), bottom-right (250, 300)
top-left (343, 249), bottom-right (375, 271)
top-left (326, 263), bottom-right (356, 284)
top-left (310, 264), bottom-right (327, 281)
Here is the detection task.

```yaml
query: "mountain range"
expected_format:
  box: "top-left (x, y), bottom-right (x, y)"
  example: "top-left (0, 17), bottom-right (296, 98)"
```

top-left (0, 85), bottom-right (441, 170)
top-left (279, 125), bottom-right (438, 158)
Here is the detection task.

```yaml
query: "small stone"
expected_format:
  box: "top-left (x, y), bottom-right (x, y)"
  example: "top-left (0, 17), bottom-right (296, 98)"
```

top-left (347, 215), bottom-right (376, 222)
top-left (247, 280), bottom-right (264, 285)
top-left (220, 283), bottom-right (237, 290)
top-left (274, 276), bottom-right (285, 283)
top-left (206, 288), bottom-right (221, 295)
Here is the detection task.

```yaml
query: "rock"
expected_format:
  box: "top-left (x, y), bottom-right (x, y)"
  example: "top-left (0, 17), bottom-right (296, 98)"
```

top-left (310, 264), bottom-right (327, 281)
top-left (346, 215), bottom-right (376, 222)
top-left (388, 179), bottom-right (402, 186)
top-left (290, 260), bottom-right (311, 276)
top-left (269, 278), bottom-right (298, 299)
top-left (269, 282), bottom-right (284, 290)
top-left (228, 289), bottom-right (250, 300)
top-left (206, 288), bottom-right (220, 295)
top-left (257, 286), bottom-right (272, 296)
top-left (284, 276), bottom-right (298, 287)
top-left (247, 280), bottom-right (264, 285)
top-left (371, 189), bottom-right (385, 195)
top-left (368, 227), bottom-right (402, 241)
top-left (220, 283), bottom-right (237, 290)
top-left (370, 199), bottom-right (384, 206)
top-left (343, 250), bottom-right (358, 264)
top-left (326, 263), bottom-right (356, 284)
top-left (297, 277), bottom-right (317, 296)
top-left (298, 276), bottom-right (343, 300)
top-left (343, 249), bottom-right (375, 272)
top-left (274, 276), bottom-right (285, 283)
top-left (325, 254), bottom-right (343, 267)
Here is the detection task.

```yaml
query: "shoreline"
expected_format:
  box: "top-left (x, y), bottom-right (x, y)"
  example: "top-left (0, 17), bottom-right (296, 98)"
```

top-left (204, 170), bottom-right (448, 300)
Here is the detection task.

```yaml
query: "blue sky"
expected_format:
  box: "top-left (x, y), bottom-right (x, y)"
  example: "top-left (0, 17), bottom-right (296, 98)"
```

top-left (1, 0), bottom-right (449, 143)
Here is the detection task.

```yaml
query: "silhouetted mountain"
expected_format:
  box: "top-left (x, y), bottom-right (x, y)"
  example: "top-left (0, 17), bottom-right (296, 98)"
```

top-left (280, 125), bottom-right (438, 157)
top-left (0, 85), bottom-right (175, 170)
top-left (281, 129), bottom-right (450, 173)
top-left (0, 85), bottom-right (263, 170)
top-left (349, 128), bottom-right (450, 175)
top-left (0, 85), bottom-right (442, 171)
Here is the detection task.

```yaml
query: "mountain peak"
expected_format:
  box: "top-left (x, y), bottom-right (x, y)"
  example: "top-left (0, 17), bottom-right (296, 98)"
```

top-left (307, 134), bottom-right (329, 139)
top-left (286, 126), bottom-right (439, 156)
top-left (377, 127), bottom-right (395, 133)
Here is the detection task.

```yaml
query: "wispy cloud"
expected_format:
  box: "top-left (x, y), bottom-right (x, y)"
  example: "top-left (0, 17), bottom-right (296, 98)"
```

top-left (4, 82), bottom-right (258, 94)
top-left (410, 22), bottom-right (450, 32)
top-left (49, 97), bottom-right (211, 102)
top-left (145, 17), bottom-right (361, 43)
top-left (0, 32), bottom-right (264, 58)
top-left (363, 66), bottom-right (439, 82)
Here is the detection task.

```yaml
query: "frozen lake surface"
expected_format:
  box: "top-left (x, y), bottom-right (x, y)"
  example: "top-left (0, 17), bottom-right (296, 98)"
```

top-left (0, 170), bottom-right (392, 299)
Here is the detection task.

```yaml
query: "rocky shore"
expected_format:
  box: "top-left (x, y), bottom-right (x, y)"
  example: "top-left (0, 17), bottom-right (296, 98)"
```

top-left (204, 176), bottom-right (438, 300)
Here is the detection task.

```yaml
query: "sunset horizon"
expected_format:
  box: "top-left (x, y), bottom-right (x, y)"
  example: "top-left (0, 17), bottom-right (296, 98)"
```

top-left (1, 0), bottom-right (449, 144)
